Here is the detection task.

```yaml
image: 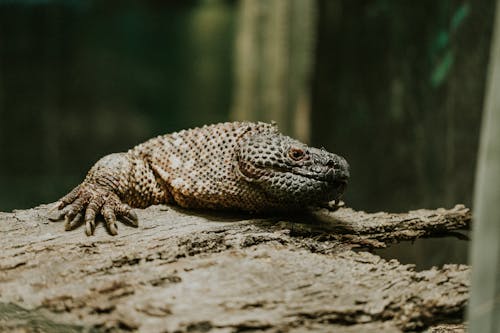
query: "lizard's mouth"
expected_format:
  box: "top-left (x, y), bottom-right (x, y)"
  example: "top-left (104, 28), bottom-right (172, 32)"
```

top-left (291, 166), bottom-right (347, 182)
top-left (237, 159), bottom-right (348, 196)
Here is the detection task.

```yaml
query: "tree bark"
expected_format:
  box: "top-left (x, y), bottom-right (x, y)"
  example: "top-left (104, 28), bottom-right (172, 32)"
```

top-left (0, 203), bottom-right (471, 332)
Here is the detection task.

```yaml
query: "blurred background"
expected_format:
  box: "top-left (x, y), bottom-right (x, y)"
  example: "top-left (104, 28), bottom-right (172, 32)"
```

top-left (0, 0), bottom-right (495, 268)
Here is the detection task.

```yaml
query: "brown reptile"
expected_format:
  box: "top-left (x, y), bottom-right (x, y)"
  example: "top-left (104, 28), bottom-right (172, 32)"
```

top-left (52, 121), bottom-right (350, 236)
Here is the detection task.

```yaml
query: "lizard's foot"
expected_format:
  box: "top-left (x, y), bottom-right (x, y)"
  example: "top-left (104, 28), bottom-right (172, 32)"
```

top-left (50, 183), bottom-right (138, 236)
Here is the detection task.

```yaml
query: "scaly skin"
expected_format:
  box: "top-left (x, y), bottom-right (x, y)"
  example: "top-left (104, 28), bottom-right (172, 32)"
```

top-left (53, 122), bottom-right (350, 236)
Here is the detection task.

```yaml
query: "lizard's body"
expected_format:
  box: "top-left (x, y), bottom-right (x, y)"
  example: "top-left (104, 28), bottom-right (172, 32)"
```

top-left (55, 122), bottom-right (349, 235)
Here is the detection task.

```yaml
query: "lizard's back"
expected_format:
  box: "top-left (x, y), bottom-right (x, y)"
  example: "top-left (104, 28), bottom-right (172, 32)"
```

top-left (131, 122), bottom-right (276, 211)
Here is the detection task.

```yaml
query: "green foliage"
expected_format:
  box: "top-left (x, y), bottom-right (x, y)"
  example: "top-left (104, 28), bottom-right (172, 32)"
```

top-left (451, 3), bottom-right (470, 31)
top-left (429, 3), bottom-right (470, 87)
top-left (431, 50), bottom-right (454, 87)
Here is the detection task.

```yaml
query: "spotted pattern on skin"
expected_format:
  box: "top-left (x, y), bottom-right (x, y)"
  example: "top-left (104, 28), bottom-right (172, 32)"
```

top-left (169, 156), bottom-right (182, 169)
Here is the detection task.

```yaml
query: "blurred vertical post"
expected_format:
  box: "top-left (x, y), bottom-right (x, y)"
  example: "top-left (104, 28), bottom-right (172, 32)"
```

top-left (468, 0), bottom-right (500, 331)
top-left (230, 0), bottom-right (316, 142)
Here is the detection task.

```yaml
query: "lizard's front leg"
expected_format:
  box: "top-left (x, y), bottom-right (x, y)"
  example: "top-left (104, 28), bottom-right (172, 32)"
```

top-left (52, 153), bottom-right (169, 236)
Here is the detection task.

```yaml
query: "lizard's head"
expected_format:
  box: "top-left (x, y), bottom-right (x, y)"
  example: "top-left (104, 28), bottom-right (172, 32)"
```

top-left (235, 130), bottom-right (350, 207)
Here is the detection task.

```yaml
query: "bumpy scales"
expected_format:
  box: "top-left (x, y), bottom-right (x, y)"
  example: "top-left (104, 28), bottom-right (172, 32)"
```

top-left (54, 122), bottom-right (350, 235)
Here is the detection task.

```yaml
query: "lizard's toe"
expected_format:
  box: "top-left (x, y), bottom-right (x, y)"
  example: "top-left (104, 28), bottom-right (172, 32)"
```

top-left (65, 212), bottom-right (83, 231)
top-left (58, 184), bottom-right (81, 209)
top-left (102, 204), bottom-right (118, 235)
top-left (100, 200), bottom-right (137, 235)
top-left (84, 198), bottom-right (103, 236)
top-left (116, 203), bottom-right (139, 227)
top-left (49, 192), bottom-right (88, 223)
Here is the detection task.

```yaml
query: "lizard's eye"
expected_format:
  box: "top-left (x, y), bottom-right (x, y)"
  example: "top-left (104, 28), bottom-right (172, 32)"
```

top-left (289, 148), bottom-right (305, 161)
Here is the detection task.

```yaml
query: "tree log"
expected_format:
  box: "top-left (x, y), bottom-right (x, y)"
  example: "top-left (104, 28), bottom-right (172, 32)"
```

top-left (0, 204), bottom-right (471, 332)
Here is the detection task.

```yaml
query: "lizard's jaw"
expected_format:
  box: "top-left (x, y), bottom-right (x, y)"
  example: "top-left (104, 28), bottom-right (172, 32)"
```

top-left (325, 168), bottom-right (348, 199)
top-left (237, 158), bottom-right (348, 202)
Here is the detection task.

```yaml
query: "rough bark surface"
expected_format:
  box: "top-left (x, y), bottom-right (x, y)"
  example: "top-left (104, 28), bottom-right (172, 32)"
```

top-left (0, 204), bottom-right (471, 332)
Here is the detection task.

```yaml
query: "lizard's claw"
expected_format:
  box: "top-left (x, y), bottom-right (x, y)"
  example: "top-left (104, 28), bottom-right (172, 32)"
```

top-left (50, 183), bottom-right (138, 236)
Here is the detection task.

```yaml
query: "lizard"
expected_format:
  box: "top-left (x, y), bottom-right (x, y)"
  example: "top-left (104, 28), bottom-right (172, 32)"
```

top-left (51, 121), bottom-right (350, 236)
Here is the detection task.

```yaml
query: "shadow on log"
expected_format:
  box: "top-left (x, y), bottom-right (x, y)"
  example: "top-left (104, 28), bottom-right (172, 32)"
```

top-left (0, 204), bottom-right (471, 332)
